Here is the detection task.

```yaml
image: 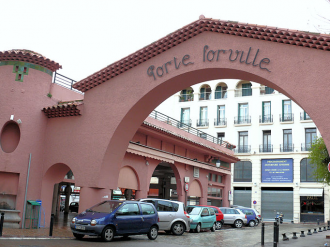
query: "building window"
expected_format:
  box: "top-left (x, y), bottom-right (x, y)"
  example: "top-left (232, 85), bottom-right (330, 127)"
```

top-left (207, 187), bottom-right (223, 197)
top-left (180, 108), bottom-right (191, 126)
top-left (236, 103), bottom-right (250, 124)
top-left (282, 129), bottom-right (293, 152)
top-left (215, 105), bottom-right (226, 125)
top-left (300, 158), bottom-right (321, 182)
top-left (199, 85), bottom-right (211, 100)
top-left (234, 161), bottom-right (252, 182)
top-left (179, 88), bottom-right (194, 102)
top-left (237, 131), bottom-right (249, 153)
top-left (260, 130), bottom-right (272, 152)
top-left (301, 111), bottom-right (311, 121)
top-left (242, 83), bottom-right (252, 96)
top-left (217, 132), bottom-right (225, 143)
top-left (215, 85), bottom-right (227, 99)
top-left (265, 86), bottom-right (274, 94)
top-left (281, 100), bottom-right (293, 121)
top-left (303, 128), bottom-right (317, 151)
top-left (197, 106), bottom-right (208, 127)
top-left (261, 101), bottom-right (272, 123)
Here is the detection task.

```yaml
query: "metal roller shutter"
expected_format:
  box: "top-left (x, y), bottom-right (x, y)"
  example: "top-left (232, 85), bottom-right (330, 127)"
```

top-left (233, 190), bottom-right (252, 207)
top-left (261, 190), bottom-right (293, 222)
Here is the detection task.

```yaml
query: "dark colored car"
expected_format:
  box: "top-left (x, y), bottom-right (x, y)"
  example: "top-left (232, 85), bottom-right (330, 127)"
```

top-left (197, 205), bottom-right (224, 230)
top-left (238, 208), bottom-right (258, 227)
top-left (69, 202), bottom-right (79, 213)
top-left (70, 200), bottom-right (159, 242)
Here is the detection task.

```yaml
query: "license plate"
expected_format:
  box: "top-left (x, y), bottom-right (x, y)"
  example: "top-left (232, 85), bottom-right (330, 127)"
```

top-left (75, 225), bottom-right (85, 230)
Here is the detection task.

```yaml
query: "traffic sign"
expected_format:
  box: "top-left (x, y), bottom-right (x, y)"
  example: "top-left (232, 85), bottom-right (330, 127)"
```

top-left (328, 162), bottom-right (330, 172)
top-left (184, 183), bottom-right (189, 192)
top-left (253, 200), bottom-right (257, 205)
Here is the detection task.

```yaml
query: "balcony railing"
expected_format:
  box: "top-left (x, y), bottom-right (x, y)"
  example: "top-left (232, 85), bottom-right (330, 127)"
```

top-left (179, 94), bottom-right (194, 102)
top-left (300, 112), bottom-right (311, 121)
top-left (234, 145), bottom-right (251, 153)
top-left (197, 119), bottom-right (209, 127)
top-left (214, 118), bottom-right (227, 126)
top-left (259, 115), bottom-right (273, 123)
top-left (199, 92), bottom-right (211, 100)
top-left (301, 143), bottom-right (312, 151)
top-left (280, 113), bottom-right (294, 122)
top-left (179, 119), bottom-right (192, 127)
top-left (52, 72), bottom-right (83, 94)
top-left (260, 86), bottom-right (275, 95)
top-left (235, 89), bottom-right (252, 97)
top-left (214, 90), bottom-right (227, 99)
top-left (280, 144), bottom-right (294, 152)
top-left (148, 111), bottom-right (234, 149)
top-left (234, 116), bottom-right (251, 124)
top-left (259, 144), bottom-right (273, 153)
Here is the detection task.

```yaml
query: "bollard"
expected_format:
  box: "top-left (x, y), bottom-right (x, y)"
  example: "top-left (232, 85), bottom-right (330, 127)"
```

top-left (261, 223), bottom-right (265, 246)
top-left (328, 225), bottom-right (330, 231)
top-left (282, 233), bottom-right (289, 241)
top-left (318, 219), bottom-right (320, 225)
top-left (307, 229), bottom-right (312, 235)
top-left (319, 227), bottom-right (323, 232)
top-left (324, 226), bottom-right (327, 231)
top-left (292, 232), bottom-right (298, 239)
top-left (49, 214), bottom-right (54, 237)
top-left (314, 228), bottom-right (318, 233)
top-left (277, 221), bottom-right (279, 243)
top-left (300, 230), bottom-right (305, 237)
top-left (273, 222), bottom-right (278, 245)
top-left (0, 213), bottom-right (4, 237)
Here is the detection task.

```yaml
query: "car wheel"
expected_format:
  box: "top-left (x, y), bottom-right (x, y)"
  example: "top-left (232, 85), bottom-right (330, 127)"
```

top-left (73, 233), bottom-right (84, 240)
top-left (171, 222), bottom-right (185, 236)
top-left (249, 220), bottom-right (255, 227)
top-left (234, 219), bottom-right (243, 228)
top-left (215, 221), bottom-right (222, 230)
top-left (195, 223), bottom-right (201, 233)
top-left (147, 226), bottom-right (158, 240)
top-left (255, 220), bottom-right (259, 226)
top-left (211, 223), bottom-right (216, 232)
top-left (101, 226), bottom-right (115, 242)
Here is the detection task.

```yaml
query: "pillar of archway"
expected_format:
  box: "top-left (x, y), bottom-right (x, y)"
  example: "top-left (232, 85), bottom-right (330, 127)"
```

top-left (79, 187), bottom-right (112, 212)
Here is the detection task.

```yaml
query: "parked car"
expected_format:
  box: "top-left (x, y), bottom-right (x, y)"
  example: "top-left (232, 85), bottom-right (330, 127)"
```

top-left (196, 205), bottom-right (224, 230)
top-left (186, 206), bottom-right (216, 233)
top-left (70, 200), bottom-right (159, 242)
top-left (238, 208), bottom-right (258, 227)
top-left (140, 198), bottom-right (190, 235)
top-left (219, 207), bottom-right (247, 228)
top-left (231, 205), bottom-right (261, 224)
top-left (69, 202), bottom-right (79, 213)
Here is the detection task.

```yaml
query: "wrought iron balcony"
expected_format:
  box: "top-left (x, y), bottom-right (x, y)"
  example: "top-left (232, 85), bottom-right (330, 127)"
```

top-left (301, 143), bottom-right (312, 152)
top-left (234, 116), bottom-right (251, 124)
top-left (214, 90), bottom-right (227, 99)
top-left (179, 94), bottom-right (194, 102)
top-left (197, 119), bottom-right (209, 127)
top-left (300, 112), bottom-right (311, 121)
top-left (234, 145), bottom-right (251, 153)
top-left (280, 113), bottom-right (294, 122)
top-left (214, 118), bottom-right (227, 126)
top-left (179, 119), bottom-right (192, 127)
top-left (235, 88), bottom-right (252, 97)
top-left (280, 144), bottom-right (294, 152)
top-left (199, 92), bottom-right (211, 100)
top-left (259, 144), bottom-right (273, 153)
top-left (259, 115), bottom-right (273, 123)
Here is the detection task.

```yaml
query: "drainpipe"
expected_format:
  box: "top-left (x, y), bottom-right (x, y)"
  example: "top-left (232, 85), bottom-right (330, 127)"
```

top-left (21, 153), bottom-right (32, 229)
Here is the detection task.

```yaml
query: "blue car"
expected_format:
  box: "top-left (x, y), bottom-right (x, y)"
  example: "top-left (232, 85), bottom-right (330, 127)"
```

top-left (70, 200), bottom-right (159, 241)
top-left (187, 206), bottom-right (216, 233)
top-left (237, 208), bottom-right (258, 227)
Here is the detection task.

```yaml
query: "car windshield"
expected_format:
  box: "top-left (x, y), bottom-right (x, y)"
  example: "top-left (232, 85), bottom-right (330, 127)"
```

top-left (87, 201), bottom-right (122, 213)
top-left (188, 207), bottom-right (202, 215)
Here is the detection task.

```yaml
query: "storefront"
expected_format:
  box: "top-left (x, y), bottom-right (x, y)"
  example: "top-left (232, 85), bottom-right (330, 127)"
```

top-left (300, 188), bottom-right (324, 222)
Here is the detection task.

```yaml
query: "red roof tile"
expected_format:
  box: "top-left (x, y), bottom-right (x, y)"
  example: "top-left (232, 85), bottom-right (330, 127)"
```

top-left (0, 49), bottom-right (61, 72)
top-left (42, 101), bottom-right (83, 118)
top-left (73, 18), bottom-right (330, 92)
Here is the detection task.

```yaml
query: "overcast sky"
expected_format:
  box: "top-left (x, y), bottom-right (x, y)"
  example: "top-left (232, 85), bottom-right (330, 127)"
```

top-left (1, 0), bottom-right (329, 82)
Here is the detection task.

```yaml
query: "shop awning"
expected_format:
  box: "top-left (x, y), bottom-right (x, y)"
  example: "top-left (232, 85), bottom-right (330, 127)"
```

top-left (299, 188), bottom-right (323, 197)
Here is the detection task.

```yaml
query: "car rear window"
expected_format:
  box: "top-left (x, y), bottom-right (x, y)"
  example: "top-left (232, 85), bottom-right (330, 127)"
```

top-left (141, 203), bottom-right (155, 215)
top-left (157, 200), bottom-right (178, 212)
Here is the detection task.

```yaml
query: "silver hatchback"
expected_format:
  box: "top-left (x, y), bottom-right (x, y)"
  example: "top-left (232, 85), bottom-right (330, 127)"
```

top-left (140, 199), bottom-right (190, 235)
top-left (219, 207), bottom-right (247, 228)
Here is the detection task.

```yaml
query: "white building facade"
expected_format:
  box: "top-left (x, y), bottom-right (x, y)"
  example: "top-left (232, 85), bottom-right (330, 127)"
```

top-left (156, 79), bottom-right (328, 223)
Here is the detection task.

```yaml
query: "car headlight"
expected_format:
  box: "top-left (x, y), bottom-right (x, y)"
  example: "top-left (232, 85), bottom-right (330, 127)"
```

top-left (91, 219), bottom-right (97, 226)
top-left (72, 217), bottom-right (77, 224)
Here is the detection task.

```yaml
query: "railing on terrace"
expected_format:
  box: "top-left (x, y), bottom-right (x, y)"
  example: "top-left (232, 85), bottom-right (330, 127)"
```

top-left (260, 86), bottom-right (275, 95)
top-left (280, 144), bottom-right (294, 152)
top-left (300, 112), bottom-right (311, 121)
top-left (234, 116), bottom-right (251, 124)
top-left (234, 145), bottom-right (251, 153)
top-left (53, 72), bottom-right (83, 94)
top-left (148, 110), bottom-right (234, 150)
top-left (199, 92), bottom-right (211, 100)
top-left (214, 90), bottom-right (227, 99)
top-left (259, 115), bottom-right (273, 123)
top-left (235, 89), bottom-right (252, 97)
top-left (179, 94), bottom-right (194, 102)
top-left (259, 144), bottom-right (273, 153)
top-left (301, 143), bottom-right (312, 152)
top-left (196, 119), bottom-right (209, 127)
top-left (214, 118), bottom-right (227, 126)
top-left (280, 113), bottom-right (294, 122)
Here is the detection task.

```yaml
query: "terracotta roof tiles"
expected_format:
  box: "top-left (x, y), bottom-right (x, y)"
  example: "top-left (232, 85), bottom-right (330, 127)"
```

top-left (0, 49), bottom-right (61, 72)
top-left (73, 18), bottom-right (330, 93)
top-left (42, 101), bottom-right (83, 118)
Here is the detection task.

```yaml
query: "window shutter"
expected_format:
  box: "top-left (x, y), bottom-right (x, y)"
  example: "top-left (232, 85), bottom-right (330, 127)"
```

top-left (193, 167), bottom-right (199, 178)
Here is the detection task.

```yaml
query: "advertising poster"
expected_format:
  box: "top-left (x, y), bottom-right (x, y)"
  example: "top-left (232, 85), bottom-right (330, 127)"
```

top-left (261, 159), bottom-right (293, 183)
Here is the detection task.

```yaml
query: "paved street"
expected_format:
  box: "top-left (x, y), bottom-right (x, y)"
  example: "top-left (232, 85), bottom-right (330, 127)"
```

top-left (2, 222), bottom-right (330, 247)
